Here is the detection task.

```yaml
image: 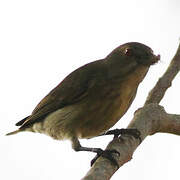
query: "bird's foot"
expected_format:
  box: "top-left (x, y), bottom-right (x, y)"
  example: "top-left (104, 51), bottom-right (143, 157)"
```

top-left (91, 149), bottom-right (120, 168)
top-left (104, 128), bottom-right (141, 143)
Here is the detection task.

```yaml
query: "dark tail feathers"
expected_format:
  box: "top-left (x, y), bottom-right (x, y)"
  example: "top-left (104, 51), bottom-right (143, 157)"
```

top-left (15, 116), bottom-right (30, 126)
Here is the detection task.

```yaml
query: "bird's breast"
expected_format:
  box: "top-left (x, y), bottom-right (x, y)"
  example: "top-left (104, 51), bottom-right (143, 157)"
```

top-left (76, 83), bottom-right (137, 139)
top-left (77, 65), bottom-right (149, 138)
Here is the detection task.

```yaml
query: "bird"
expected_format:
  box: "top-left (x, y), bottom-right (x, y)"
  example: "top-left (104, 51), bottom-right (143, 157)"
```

top-left (6, 42), bottom-right (160, 166)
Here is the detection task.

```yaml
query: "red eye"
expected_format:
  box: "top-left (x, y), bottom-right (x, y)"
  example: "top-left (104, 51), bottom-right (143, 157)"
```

top-left (125, 48), bottom-right (132, 56)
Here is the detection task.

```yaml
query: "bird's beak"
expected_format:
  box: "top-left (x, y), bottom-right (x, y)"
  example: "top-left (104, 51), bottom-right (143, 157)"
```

top-left (151, 54), bottom-right (160, 65)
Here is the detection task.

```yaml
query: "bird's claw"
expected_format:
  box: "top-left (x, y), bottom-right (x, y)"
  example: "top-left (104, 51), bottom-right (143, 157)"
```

top-left (105, 128), bottom-right (142, 143)
top-left (91, 149), bottom-right (120, 168)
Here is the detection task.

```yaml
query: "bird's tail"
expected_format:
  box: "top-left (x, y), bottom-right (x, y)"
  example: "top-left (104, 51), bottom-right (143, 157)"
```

top-left (6, 129), bottom-right (21, 136)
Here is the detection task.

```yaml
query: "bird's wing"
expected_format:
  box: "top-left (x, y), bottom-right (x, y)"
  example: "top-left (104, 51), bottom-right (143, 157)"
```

top-left (19, 60), bottom-right (107, 129)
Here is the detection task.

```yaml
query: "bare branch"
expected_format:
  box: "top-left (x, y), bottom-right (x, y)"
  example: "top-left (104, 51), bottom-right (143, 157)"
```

top-left (159, 113), bottom-right (180, 135)
top-left (145, 43), bottom-right (180, 105)
top-left (82, 104), bottom-right (180, 180)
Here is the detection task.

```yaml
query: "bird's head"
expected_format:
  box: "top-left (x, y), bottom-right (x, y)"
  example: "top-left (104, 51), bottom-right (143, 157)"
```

top-left (106, 42), bottom-right (160, 66)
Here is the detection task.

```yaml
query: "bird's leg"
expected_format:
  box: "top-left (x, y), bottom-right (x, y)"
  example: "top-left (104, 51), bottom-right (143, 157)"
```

top-left (71, 137), bottom-right (120, 167)
top-left (100, 128), bottom-right (141, 143)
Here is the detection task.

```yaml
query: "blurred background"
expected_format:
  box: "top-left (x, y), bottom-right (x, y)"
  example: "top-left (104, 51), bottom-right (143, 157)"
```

top-left (0, 0), bottom-right (180, 179)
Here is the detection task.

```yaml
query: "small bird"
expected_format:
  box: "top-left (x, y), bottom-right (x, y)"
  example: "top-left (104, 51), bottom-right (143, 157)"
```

top-left (7, 42), bottom-right (160, 166)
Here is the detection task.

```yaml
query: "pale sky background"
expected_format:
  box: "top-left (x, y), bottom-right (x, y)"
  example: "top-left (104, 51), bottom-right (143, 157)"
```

top-left (0, 0), bottom-right (180, 180)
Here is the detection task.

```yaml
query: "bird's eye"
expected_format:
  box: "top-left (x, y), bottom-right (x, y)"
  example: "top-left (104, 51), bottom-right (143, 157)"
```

top-left (124, 48), bottom-right (133, 56)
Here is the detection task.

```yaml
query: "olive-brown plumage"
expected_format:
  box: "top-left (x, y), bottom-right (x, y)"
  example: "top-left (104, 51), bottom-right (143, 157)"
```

top-left (7, 42), bottom-right (160, 164)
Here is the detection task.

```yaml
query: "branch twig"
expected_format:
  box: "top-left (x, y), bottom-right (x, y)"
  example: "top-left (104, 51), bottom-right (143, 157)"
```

top-left (145, 43), bottom-right (180, 105)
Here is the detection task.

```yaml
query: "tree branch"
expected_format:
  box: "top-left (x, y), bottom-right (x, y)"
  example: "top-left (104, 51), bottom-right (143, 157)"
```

top-left (145, 43), bottom-right (180, 105)
top-left (81, 42), bottom-right (180, 180)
